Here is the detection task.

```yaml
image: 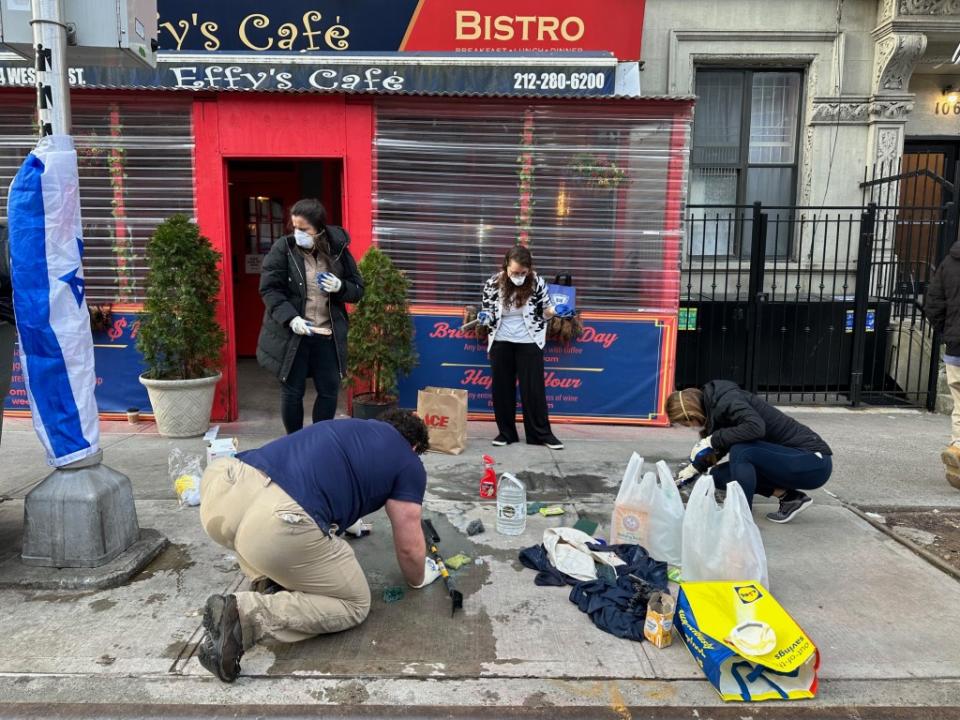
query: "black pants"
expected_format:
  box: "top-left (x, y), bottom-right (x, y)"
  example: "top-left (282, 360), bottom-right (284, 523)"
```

top-left (280, 334), bottom-right (340, 434)
top-left (710, 441), bottom-right (832, 507)
top-left (490, 341), bottom-right (554, 444)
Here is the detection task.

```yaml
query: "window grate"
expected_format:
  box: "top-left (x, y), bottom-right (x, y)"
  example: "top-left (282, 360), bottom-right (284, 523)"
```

top-left (374, 101), bottom-right (690, 313)
top-left (0, 94), bottom-right (195, 304)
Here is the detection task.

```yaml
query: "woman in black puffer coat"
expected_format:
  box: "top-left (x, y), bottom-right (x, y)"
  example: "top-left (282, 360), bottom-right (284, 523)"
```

top-left (666, 380), bottom-right (832, 524)
top-left (256, 199), bottom-right (363, 433)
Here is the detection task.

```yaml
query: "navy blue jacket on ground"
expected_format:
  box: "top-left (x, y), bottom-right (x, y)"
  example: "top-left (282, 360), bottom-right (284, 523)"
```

top-left (519, 542), bottom-right (668, 642)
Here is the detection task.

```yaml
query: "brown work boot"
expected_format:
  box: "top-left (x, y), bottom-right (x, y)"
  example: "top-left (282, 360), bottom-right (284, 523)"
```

top-left (941, 444), bottom-right (960, 490)
top-left (198, 594), bottom-right (244, 683)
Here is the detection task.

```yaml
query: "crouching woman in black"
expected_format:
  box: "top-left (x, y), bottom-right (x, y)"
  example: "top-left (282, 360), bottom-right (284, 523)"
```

top-left (666, 380), bottom-right (832, 523)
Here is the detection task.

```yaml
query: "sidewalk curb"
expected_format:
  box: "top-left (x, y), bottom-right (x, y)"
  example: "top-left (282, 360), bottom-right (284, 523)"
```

top-left (0, 703), bottom-right (960, 720)
top-left (1, 703), bottom-right (959, 720)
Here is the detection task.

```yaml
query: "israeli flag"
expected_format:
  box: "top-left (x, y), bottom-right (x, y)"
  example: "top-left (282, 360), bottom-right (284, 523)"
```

top-left (6, 135), bottom-right (100, 467)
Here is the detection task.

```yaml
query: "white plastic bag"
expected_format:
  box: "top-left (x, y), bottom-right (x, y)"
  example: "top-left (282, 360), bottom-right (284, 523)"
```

top-left (169, 447), bottom-right (203, 507)
top-left (681, 474), bottom-right (768, 587)
top-left (610, 452), bottom-right (645, 545)
top-left (610, 455), bottom-right (685, 565)
top-left (634, 461), bottom-right (685, 566)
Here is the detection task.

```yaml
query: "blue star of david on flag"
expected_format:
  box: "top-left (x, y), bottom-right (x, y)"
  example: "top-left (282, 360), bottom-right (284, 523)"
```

top-left (59, 266), bottom-right (85, 307)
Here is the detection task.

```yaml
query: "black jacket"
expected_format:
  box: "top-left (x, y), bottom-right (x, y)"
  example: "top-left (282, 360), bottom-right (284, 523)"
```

top-left (925, 240), bottom-right (960, 355)
top-left (0, 223), bottom-right (13, 325)
top-left (703, 380), bottom-right (831, 456)
top-left (256, 227), bottom-right (363, 383)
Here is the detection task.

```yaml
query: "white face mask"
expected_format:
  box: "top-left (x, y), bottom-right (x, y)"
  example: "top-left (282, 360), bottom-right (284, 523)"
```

top-left (509, 274), bottom-right (527, 287)
top-left (294, 229), bottom-right (314, 249)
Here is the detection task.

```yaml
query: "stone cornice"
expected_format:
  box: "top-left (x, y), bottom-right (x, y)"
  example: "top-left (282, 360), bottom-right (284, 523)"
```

top-left (877, 0), bottom-right (960, 32)
top-left (899, 0), bottom-right (960, 15)
top-left (671, 30), bottom-right (839, 43)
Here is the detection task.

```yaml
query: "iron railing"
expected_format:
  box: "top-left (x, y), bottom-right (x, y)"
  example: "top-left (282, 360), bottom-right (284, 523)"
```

top-left (678, 197), bottom-right (958, 409)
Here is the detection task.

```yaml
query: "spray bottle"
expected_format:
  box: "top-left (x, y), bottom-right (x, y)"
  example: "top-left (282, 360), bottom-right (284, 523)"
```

top-left (480, 454), bottom-right (497, 499)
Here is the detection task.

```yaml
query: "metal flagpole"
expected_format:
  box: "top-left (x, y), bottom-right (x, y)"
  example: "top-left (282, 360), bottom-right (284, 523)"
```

top-left (1, 0), bottom-right (166, 577)
top-left (31, 0), bottom-right (71, 137)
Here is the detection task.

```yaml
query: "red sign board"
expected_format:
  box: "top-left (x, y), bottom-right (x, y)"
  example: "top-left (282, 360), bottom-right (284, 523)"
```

top-left (401, 0), bottom-right (646, 60)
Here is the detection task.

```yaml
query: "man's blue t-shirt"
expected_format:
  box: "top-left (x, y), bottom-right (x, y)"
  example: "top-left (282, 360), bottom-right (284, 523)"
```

top-left (236, 419), bottom-right (426, 534)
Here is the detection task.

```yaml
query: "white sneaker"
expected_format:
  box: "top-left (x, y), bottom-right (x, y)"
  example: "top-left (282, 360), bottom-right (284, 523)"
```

top-left (344, 519), bottom-right (371, 537)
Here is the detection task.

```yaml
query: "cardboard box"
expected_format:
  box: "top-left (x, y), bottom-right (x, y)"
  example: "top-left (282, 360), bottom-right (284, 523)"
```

top-left (204, 426), bottom-right (238, 466)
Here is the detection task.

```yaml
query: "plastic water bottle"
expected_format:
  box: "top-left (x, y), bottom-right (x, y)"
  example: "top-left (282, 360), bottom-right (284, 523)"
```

top-left (496, 473), bottom-right (527, 535)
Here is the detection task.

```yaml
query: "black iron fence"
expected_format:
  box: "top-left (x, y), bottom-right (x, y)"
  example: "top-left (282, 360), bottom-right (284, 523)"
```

top-left (677, 192), bottom-right (958, 409)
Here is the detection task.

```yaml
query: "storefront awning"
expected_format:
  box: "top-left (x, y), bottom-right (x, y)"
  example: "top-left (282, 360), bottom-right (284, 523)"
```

top-left (0, 50), bottom-right (660, 99)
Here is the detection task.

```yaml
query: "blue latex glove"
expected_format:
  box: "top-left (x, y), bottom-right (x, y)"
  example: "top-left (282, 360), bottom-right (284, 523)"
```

top-left (318, 272), bottom-right (342, 293)
top-left (476, 310), bottom-right (493, 327)
top-left (554, 304), bottom-right (574, 318)
top-left (689, 436), bottom-right (715, 471)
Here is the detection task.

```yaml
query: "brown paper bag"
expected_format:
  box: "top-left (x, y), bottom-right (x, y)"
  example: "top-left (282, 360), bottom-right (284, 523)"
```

top-left (417, 387), bottom-right (468, 455)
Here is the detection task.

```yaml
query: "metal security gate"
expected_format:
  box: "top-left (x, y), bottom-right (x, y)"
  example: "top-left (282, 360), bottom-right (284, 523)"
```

top-left (677, 166), bottom-right (958, 408)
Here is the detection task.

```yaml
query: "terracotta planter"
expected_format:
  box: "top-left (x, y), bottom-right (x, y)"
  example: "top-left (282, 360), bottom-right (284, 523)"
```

top-left (139, 372), bottom-right (221, 438)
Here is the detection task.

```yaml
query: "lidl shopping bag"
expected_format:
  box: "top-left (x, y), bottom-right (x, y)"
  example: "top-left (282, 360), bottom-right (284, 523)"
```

top-left (675, 581), bottom-right (819, 702)
top-left (417, 387), bottom-right (468, 455)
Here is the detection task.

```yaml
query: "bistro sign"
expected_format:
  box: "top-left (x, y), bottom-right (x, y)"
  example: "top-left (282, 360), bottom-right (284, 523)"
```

top-left (156, 0), bottom-right (646, 59)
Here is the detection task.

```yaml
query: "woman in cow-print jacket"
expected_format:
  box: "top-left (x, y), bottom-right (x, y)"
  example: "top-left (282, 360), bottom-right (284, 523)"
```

top-left (477, 246), bottom-right (572, 450)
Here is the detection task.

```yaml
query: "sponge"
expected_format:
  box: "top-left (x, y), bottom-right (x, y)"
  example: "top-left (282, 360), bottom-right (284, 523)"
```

top-left (572, 518), bottom-right (599, 536)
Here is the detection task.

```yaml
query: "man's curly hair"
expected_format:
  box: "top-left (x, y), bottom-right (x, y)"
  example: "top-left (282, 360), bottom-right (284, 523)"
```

top-left (378, 408), bottom-right (430, 454)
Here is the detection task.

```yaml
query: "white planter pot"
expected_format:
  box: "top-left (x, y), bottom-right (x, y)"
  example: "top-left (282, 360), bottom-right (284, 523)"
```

top-left (139, 372), bottom-right (222, 438)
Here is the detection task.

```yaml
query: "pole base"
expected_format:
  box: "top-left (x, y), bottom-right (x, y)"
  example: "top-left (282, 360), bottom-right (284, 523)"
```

top-left (0, 528), bottom-right (167, 591)
top-left (21, 463), bottom-right (141, 568)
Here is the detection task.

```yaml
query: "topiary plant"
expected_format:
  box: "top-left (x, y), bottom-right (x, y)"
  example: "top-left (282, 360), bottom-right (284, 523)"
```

top-left (346, 246), bottom-right (417, 402)
top-left (137, 215), bottom-right (225, 380)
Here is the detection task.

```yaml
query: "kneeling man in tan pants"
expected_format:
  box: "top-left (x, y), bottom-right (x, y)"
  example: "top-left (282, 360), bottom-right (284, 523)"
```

top-left (197, 409), bottom-right (440, 682)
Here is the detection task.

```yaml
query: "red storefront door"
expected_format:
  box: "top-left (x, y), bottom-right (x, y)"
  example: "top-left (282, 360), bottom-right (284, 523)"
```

top-left (193, 95), bottom-right (374, 421)
top-left (228, 167), bottom-right (301, 357)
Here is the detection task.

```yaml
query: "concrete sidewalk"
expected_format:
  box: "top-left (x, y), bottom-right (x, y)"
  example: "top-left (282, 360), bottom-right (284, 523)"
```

top-left (0, 403), bottom-right (959, 714)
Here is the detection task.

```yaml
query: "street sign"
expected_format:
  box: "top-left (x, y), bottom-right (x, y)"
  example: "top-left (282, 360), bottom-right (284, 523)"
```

top-left (0, 0), bottom-right (157, 68)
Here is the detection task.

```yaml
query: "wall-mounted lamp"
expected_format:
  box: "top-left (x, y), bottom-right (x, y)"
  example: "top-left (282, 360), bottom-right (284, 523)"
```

top-left (944, 85), bottom-right (959, 105)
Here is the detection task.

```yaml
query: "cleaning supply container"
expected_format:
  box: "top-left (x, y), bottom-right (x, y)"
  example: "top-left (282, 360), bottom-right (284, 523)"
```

top-left (496, 473), bottom-right (527, 535)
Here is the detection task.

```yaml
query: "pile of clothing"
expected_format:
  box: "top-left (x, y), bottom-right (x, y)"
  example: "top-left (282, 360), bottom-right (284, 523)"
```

top-left (519, 527), bottom-right (668, 642)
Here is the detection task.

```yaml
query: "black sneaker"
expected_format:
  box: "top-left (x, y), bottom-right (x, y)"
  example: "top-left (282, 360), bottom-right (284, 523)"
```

top-left (543, 437), bottom-right (564, 450)
top-left (199, 594), bottom-right (244, 683)
top-left (766, 492), bottom-right (813, 524)
top-left (492, 434), bottom-right (514, 447)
